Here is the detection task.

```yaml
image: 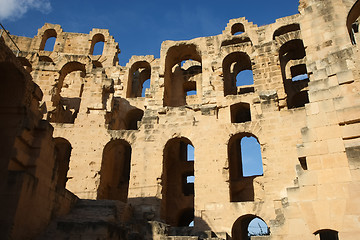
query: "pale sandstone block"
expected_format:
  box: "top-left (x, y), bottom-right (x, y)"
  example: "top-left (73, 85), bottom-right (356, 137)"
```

top-left (336, 70), bottom-right (354, 85)
top-left (342, 122), bottom-right (360, 139)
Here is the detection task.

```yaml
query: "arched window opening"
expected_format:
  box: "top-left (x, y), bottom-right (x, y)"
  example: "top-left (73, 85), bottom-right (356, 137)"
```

top-left (0, 62), bottom-right (26, 171)
top-left (90, 33), bottom-right (105, 55)
top-left (223, 52), bottom-right (254, 96)
top-left (230, 103), bottom-right (251, 123)
top-left (347, 0), bottom-right (360, 45)
top-left (279, 39), bottom-right (309, 109)
top-left (40, 29), bottom-right (57, 51)
top-left (228, 133), bottom-right (263, 202)
top-left (273, 23), bottom-right (300, 40)
top-left (125, 108), bottom-right (144, 130)
top-left (178, 208), bottom-right (195, 227)
top-left (127, 61), bottom-right (151, 98)
top-left (232, 215), bottom-right (270, 240)
top-left (17, 57), bottom-right (32, 73)
top-left (162, 138), bottom-right (195, 226)
top-left (54, 138), bottom-right (72, 189)
top-left (39, 56), bottom-right (53, 62)
top-left (97, 139), bottom-right (132, 202)
top-left (314, 229), bottom-right (339, 240)
top-left (141, 78), bottom-right (150, 97)
top-left (47, 61), bottom-right (86, 124)
top-left (164, 44), bottom-right (202, 107)
top-left (183, 62), bottom-right (201, 102)
top-left (231, 23), bottom-right (245, 35)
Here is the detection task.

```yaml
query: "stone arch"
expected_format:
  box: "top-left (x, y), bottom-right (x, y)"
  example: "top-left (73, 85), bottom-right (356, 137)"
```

top-left (227, 132), bottom-right (263, 202)
top-left (161, 137), bottom-right (195, 226)
top-left (48, 61), bottom-right (86, 123)
top-left (39, 55), bottom-right (53, 62)
top-left (89, 33), bottom-right (105, 55)
top-left (97, 139), bottom-right (132, 202)
top-left (273, 30), bottom-right (302, 47)
top-left (347, 0), bottom-right (360, 44)
top-left (222, 17), bottom-right (259, 45)
top-left (222, 51), bottom-right (254, 96)
top-left (232, 214), bottom-right (269, 240)
top-left (39, 28), bottom-right (57, 51)
top-left (163, 44), bottom-right (202, 107)
top-left (273, 23), bottom-right (301, 40)
top-left (53, 137), bottom-right (72, 189)
top-left (231, 22), bottom-right (245, 35)
top-left (57, 61), bottom-right (87, 91)
top-left (126, 61), bottom-right (151, 98)
top-left (278, 39), bottom-right (309, 109)
top-left (221, 37), bottom-right (252, 48)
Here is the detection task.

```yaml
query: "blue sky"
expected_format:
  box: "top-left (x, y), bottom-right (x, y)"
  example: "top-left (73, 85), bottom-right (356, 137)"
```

top-left (1, 0), bottom-right (299, 65)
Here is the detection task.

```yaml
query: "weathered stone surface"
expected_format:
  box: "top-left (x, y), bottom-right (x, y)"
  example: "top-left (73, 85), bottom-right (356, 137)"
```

top-left (1, 0), bottom-right (360, 239)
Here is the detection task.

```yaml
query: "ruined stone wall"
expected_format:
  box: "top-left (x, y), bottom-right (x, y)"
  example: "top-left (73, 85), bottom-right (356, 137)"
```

top-left (2, 0), bottom-right (360, 239)
top-left (0, 37), bottom-right (78, 240)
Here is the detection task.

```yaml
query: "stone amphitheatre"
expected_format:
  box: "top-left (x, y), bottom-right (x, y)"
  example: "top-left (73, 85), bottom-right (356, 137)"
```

top-left (1, 0), bottom-right (360, 239)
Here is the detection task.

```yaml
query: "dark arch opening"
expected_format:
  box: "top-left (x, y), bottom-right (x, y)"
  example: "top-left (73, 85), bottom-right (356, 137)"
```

top-left (90, 33), bottom-right (105, 55)
top-left (279, 39), bottom-right (309, 109)
top-left (162, 137), bottom-right (195, 226)
top-left (127, 61), bottom-right (151, 98)
top-left (97, 139), bottom-right (132, 202)
top-left (273, 23), bottom-right (300, 40)
top-left (223, 52), bottom-right (254, 96)
top-left (231, 23), bottom-right (245, 35)
top-left (53, 138), bottom-right (72, 189)
top-left (47, 61), bottom-right (86, 123)
top-left (164, 44), bottom-right (202, 107)
top-left (39, 56), bottom-right (53, 62)
top-left (40, 29), bottom-right (57, 51)
top-left (314, 229), bottom-right (339, 240)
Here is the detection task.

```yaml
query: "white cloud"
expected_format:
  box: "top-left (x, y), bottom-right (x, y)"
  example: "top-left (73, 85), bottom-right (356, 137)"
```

top-left (0, 0), bottom-right (51, 21)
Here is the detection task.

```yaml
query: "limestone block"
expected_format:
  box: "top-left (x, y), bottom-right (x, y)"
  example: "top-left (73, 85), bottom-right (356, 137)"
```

top-left (342, 122), bottom-right (360, 139)
top-left (336, 70), bottom-right (354, 85)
